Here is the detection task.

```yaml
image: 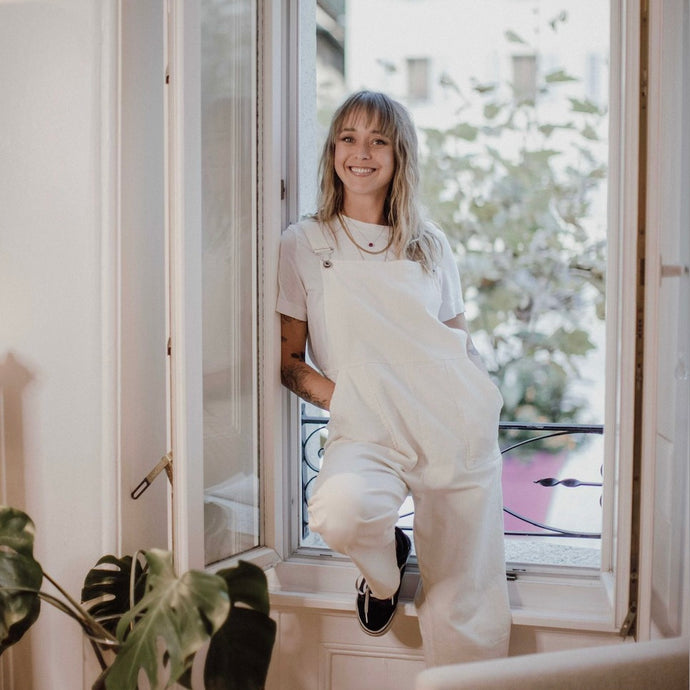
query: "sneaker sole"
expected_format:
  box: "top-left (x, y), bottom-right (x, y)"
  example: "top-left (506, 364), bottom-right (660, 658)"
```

top-left (356, 559), bottom-right (409, 636)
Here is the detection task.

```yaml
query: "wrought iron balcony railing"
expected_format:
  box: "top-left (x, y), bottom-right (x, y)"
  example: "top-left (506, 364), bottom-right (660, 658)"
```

top-left (300, 405), bottom-right (604, 542)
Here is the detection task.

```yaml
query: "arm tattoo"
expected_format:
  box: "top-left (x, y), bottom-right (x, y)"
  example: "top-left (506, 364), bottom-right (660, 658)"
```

top-left (280, 314), bottom-right (328, 407)
top-left (281, 361), bottom-right (330, 409)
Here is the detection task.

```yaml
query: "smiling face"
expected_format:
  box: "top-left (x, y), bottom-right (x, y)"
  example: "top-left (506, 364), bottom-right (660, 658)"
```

top-left (333, 114), bottom-right (395, 216)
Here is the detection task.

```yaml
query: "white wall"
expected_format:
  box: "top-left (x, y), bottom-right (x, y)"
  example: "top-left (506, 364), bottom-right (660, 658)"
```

top-left (0, 2), bottom-right (116, 687)
top-left (0, 2), bottom-right (168, 688)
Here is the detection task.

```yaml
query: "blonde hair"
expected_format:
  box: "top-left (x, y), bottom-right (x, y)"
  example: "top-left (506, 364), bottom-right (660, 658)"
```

top-left (316, 91), bottom-right (440, 270)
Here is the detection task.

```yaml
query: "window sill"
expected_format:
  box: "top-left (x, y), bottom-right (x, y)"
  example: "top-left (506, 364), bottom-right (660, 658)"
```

top-left (266, 554), bottom-right (618, 633)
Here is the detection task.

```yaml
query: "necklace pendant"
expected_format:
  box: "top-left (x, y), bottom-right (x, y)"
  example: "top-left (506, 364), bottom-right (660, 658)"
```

top-left (368, 242), bottom-right (374, 247)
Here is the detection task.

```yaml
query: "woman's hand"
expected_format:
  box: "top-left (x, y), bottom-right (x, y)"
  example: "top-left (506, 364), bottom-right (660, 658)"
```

top-left (443, 313), bottom-right (489, 374)
top-left (280, 314), bottom-right (336, 410)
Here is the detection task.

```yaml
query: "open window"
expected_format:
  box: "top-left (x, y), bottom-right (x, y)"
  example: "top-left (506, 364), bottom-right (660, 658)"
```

top-left (281, 0), bottom-right (643, 634)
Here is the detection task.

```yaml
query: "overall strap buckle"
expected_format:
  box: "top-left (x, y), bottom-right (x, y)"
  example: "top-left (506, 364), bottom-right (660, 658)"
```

top-left (304, 223), bottom-right (334, 267)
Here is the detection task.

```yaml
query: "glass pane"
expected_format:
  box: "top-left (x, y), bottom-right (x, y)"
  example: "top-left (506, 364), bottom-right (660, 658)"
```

top-left (304, 0), bottom-right (609, 568)
top-left (201, 0), bottom-right (257, 565)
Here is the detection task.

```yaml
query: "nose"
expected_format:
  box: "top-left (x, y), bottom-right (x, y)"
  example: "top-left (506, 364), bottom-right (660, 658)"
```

top-left (355, 142), bottom-right (371, 159)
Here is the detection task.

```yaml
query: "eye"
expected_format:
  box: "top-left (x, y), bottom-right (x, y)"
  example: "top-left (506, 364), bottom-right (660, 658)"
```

top-left (339, 135), bottom-right (355, 143)
top-left (372, 138), bottom-right (389, 146)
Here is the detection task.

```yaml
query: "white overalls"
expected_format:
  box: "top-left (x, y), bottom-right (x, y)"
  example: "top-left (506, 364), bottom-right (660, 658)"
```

top-left (304, 224), bottom-right (511, 667)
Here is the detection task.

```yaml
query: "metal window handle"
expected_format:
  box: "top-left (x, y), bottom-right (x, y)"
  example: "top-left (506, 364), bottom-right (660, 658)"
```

top-left (131, 453), bottom-right (173, 499)
top-left (660, 264), bottom-right (689, 278)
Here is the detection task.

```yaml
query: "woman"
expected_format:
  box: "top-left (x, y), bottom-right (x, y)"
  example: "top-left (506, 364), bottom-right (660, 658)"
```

top-left (277, 90), bottom-right (511, 667)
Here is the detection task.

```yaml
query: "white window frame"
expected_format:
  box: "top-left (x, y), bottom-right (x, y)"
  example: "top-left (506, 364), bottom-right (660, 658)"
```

top-left (166, 0), bottom-right (648, 638)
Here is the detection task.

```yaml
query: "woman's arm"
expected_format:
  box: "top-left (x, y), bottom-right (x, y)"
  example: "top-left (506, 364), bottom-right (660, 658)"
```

top-left (280, 314), bottom-right (335, 410)
top-left (443, 313), bottom-right (488, 374)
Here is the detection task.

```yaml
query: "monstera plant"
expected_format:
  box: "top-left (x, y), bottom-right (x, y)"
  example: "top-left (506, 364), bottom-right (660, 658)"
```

top-left (0, 505), bottom-right (275, 689)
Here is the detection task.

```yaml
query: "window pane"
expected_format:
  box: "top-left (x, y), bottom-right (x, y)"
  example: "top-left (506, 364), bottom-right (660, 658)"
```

top-left (201, 0), bottom-right (258, 565)
top-left (305, 0), bottom-right (609, 568)
top-left (407, 57), bottom-right (431, 101)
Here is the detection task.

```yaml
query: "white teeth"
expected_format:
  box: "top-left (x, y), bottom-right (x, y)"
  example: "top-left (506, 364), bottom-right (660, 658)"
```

top-left (350, 167), bottom-right (374, 174)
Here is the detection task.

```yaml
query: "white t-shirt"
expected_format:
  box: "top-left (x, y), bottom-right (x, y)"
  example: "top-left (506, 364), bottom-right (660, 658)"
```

top-left (276, 216), bottom-right (465, 375)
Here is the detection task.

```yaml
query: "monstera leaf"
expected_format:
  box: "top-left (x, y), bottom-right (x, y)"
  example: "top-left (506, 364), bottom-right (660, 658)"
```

top-left (102, 549), bottom-right (230, 690)
top-left (81, 554), bottom-right (148, 637)
top-left (0, 507), bottom-right (43, 653)
top-left (204, 561), bottom-right (276, 690)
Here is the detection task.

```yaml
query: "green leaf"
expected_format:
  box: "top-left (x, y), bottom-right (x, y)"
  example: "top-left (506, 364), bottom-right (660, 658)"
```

top-left (438, 71), bottom-right (461, 95)
top-left (545, 69), bottom-right (578, 84)
top-left (505, 30), bottom-right (527, 44)
top-left (569, 97), bottom-right (600, 114)
top-left (551, 327), bottom-right (594, 356)
top-left (483, 102), bottom-right (502, 120)
top-left (471, 80), bottom-right (497, 94)
top-left (81, 554), bottom-right (147, 636)
top-left (523, 149), bottom-right (561, 163)
top-left (581, 123), bottom-right (599, 140)
top-left (449, 123), bottom-right (479, 141)
top-left (204, 562), bottom-right (276, 690)
top-left (205, 608), bottom-right (276, 690)
top-left (218, 561), bottom-right (271, 615)
top-left (0, 506), bottom-right (43, 654)
top-left (588, 165), bottom-right (608, 179)
top-left (0, 507), bottom-right (37, 558)
top-left (548, 10), bottom-right (568, 32)
top-left (538, 122), bottom-right (575, 138)
top-left (375, 58), bottom-right (396, 75)
top-left (104, 549), bottom-right (230, 690)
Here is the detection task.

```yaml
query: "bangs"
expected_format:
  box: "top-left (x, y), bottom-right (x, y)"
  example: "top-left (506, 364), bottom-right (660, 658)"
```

top-left (334, 92), bottom-right (398, 140)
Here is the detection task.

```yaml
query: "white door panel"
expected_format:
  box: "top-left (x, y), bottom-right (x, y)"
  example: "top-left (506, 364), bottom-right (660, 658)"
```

top-left (644, 0), bottom-right (690, 640)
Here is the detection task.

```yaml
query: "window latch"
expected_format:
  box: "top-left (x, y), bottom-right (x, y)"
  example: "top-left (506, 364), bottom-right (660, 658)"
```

top-left (131, 453), bottom-right (173, 499)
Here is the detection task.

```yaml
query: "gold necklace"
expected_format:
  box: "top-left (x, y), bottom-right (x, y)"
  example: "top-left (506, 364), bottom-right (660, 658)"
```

top-left (338, 215), bottom-right (394, 256)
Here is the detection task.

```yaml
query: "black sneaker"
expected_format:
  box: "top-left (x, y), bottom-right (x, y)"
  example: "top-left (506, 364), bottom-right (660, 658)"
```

top-left (356, 527), bottom-right (412, 636)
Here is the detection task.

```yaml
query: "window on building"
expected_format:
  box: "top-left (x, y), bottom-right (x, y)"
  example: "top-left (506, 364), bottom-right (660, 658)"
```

top-left (407, 57), bottom-right (431, 101)
top-left (511, 54), bottom-right (537, 101)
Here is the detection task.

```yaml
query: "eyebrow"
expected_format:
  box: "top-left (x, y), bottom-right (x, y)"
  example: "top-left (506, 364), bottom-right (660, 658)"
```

top-left (339, 127), bottom-right (385, 135)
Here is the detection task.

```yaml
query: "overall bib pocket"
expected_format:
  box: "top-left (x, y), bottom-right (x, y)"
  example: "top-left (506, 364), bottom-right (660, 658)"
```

top-left (326, 366), bottom-right (398, 450)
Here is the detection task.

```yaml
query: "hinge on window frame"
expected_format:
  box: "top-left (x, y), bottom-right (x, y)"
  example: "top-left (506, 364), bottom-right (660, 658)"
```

top-left (506, 568), bottom-right (525, 581)
top-left (131, 453), bottom-right (173, 499)
top-left (280, 179), bottom-right (286, 200)
top-left (619, 603), bottom-right (637, 637)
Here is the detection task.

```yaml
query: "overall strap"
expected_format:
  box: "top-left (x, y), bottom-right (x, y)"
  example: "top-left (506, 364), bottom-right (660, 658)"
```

top-left (303, 222), bottom-right (334, 266)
